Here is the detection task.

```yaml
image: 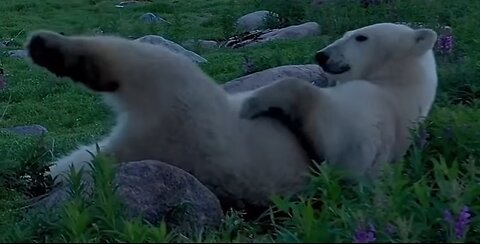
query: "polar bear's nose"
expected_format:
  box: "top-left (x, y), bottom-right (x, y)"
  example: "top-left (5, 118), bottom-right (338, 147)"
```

top-left (315, 51), bottom-right (330, 67)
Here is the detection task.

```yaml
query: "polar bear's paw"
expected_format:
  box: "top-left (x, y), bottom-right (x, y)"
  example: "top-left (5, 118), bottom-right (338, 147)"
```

top-left (25, 30), bottom-right (119, 92)
top-left (239, 96), bottom-right (271, 120)
top-left (239, 78), bottom-right (313, 121)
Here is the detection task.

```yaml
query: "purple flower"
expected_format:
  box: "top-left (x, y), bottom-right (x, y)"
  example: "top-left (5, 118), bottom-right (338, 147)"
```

top-left (444, 209), bottom-right (454, 223)
top-left (353, 222), bottom-right (376, 243)
top-left (436, 26), bottom-right (454, 55)
top-left (444, 206), bottom-right (472, 239)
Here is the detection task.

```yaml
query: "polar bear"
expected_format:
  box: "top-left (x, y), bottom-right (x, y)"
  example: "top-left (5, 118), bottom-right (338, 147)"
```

top-left (239, 23), bottom-right (439, 180)
top-left (24, 30), bottom-right (315, 211)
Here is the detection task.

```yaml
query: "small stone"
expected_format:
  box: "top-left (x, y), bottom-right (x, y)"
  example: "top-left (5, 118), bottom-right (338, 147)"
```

top-left (91, 27), bottom-right (104, 35)
top-left (140, 12), bottom-right (158, 23)
top-left (241, 55), bottom-right (256, 75)
top-left (7, 49), bottom-right (28, 58)
top-left (139, 12), bottom-right (170, 24)
top-left (3, 40), bottom-right (16, 47)
top-left (135, 35), bottom-right (208, 64)
top-left (235, 10), bottom-right (279, 32)
top-left (3, 124), bottom-right (48, 136)
top-left (115, 0), bottom-right (144, 8)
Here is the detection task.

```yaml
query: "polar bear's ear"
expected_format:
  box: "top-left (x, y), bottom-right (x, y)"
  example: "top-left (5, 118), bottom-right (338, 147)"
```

top-left (412, 28), bottom-right (438, 55)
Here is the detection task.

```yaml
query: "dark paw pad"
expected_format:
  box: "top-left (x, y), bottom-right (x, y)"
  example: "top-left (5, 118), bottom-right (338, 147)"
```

top-left (27, 32), bottom-right (69, 78)
top-left (26, 31), bottom-right (119, 92)
top-left (239, 97), bottom-right (264, 119)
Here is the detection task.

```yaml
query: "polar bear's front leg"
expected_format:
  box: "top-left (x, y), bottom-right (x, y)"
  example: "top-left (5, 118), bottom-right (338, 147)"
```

top-left (48, 144), bottom-right (98, 183)
top-left (25, 30), bottom-right (120, 93)
top-left (239, 77), bottom-right (325, 164)
top-left (47, 140), bottom-right (114, 184)
top-left (239, 77), bottom-right (317, 121)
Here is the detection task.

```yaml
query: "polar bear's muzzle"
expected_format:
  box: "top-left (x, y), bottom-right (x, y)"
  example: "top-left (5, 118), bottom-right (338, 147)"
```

top-left (315, 50), bottom-right (351, 75)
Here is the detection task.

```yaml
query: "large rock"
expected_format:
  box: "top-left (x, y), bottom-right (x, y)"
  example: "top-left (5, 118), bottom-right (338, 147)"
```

top-left (235, 10), bottom-right (279, 32)
top-left (224, 22), bottom-right (321, 49)
top-left (135, 35), bottom-right (208, 64)
top-left (249, 22), bottom-right (321, 46)
top-left (222, 64), bottom-right (332, 94)
top-left (33, 160), bottom-right (223, 235)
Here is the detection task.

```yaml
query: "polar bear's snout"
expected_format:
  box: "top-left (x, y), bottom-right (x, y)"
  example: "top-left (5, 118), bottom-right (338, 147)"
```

top-left (315, 49), bottom-right (350, 75)
top-left (315, 51), bottom-right (330, 67)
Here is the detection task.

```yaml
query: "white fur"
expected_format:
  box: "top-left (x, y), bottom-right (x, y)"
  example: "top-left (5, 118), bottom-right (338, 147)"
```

top-left (27, 31), bottom-right (312, 208)
top-left (240, 23), bottom-right (439, 180)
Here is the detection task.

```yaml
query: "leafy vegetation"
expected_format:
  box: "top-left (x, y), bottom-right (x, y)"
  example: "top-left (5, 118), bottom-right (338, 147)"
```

top-left (1, 0), bottom-right (479, 242)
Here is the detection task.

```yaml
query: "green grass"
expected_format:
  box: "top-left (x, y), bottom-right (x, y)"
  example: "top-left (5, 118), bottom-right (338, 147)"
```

top-left (1, 0), bottom-right (480, 242)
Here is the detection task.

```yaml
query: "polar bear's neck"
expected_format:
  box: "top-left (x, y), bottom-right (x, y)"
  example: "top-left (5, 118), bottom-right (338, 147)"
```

top-left (368, 51), bottom-right (436, 84)
top-left (370, 50), bottom-right (438, 119)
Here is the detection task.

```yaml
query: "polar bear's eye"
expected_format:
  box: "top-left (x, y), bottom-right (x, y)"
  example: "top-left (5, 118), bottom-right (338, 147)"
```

top-left (355, 35), bottom-right (368, 42)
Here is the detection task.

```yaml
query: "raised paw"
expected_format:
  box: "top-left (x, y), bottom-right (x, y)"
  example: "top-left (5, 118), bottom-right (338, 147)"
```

top-left (239, 96), bottom-right (270, 120)
top-left (25, 30), bottom-right (119, 92)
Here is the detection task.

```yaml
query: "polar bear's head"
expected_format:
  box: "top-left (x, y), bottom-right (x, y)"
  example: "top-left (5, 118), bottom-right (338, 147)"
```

top-left (315, 23), bottom-right (438, 82)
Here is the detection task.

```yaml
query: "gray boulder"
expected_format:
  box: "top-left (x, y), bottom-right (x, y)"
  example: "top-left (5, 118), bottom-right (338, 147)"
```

top-left (246, 22), bottom-right (321, 47)
top-left (135, 35), bottom-right (208, 64)
top-left (116, 160), bottom-right (223, 233)
top-left (222, 64), bottom-right (332, 94)
top-left (223, 22), bottom-right (321, 49)
top-left (33, 160), bottom-right (223, 235)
